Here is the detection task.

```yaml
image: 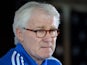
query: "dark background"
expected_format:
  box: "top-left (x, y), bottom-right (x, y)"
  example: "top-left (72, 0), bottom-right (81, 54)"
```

top-left (0, 0), bottom-right (15, 56)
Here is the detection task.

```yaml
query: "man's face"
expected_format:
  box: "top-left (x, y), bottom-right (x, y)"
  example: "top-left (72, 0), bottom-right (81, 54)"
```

top-left (18, 10), bottom-right (59, 60)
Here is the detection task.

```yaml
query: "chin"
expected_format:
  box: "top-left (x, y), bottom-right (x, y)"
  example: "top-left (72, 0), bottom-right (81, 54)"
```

top-left (41, 53), bottom-right (52, 59)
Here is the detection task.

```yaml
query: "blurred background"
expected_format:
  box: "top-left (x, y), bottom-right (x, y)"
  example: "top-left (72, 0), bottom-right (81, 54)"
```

top-left (0, 0), bottom-right (87, 65)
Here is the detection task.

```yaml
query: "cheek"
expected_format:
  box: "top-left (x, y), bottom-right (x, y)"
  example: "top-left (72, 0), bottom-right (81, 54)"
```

top-left (22, 33), bottom-right (41, 52)
top-left (23, 32), bottom-right (38, 44)
top-left (52, 38), bottom-right (57, 49)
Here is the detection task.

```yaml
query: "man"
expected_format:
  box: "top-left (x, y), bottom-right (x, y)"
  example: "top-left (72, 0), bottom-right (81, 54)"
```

top-left (0, 1), bottom-right (62, 65)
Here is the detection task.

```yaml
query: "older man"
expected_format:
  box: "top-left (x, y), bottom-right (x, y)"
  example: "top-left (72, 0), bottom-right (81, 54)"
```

top-left (0, 1), bottom-right (62, 65)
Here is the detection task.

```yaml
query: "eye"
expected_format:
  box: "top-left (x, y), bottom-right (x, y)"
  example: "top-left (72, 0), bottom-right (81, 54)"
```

top-left (37, 30), bottom-right (45, 33)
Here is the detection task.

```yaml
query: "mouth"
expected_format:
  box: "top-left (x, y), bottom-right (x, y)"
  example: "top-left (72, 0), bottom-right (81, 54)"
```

top-left (40, 42), bottom-right (53, 50)
top-left (41, 46), bottom-right (52, 48)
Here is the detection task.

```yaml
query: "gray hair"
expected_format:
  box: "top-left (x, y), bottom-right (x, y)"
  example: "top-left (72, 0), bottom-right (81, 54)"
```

top-left (13, 1), bottom-right (60, 45)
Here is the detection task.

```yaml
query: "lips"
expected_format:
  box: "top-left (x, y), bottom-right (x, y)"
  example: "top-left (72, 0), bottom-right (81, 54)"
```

top-left (41, 46), bottom-right (52, 49)
top-left (41, 42), bottom-right (53, 49)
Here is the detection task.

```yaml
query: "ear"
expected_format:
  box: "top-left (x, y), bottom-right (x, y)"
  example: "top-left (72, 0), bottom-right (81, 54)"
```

top-left (16, 28), bottom-right (23, 42)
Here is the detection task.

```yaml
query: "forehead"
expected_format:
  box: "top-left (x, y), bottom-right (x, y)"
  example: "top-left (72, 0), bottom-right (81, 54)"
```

top-left (26, 9), bottom-right (59, 29)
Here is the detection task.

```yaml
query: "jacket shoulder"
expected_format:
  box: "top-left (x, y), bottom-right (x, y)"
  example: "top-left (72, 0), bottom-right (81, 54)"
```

top-left (47, 57), bottom-right (62, 65)
top-left (0, 49), bottom-right (14, 65)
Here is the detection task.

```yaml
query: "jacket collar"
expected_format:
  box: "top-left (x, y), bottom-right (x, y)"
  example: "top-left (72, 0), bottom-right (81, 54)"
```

top-left (15, 43), bottom-right (47, 65)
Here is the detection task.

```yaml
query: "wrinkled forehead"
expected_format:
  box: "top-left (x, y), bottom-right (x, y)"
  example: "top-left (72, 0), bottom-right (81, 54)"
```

top-left (26, 8), bottom-right (59, 29)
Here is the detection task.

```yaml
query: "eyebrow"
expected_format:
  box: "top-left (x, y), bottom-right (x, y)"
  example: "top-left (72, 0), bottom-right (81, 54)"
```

top-left (35, 26), bottom-right (58, 29)
top-left (36, 26), bottom-right (45, 29)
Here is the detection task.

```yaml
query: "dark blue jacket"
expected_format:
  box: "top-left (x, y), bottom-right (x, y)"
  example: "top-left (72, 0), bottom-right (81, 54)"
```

top-left (0, 43), bottom-right (62, 65)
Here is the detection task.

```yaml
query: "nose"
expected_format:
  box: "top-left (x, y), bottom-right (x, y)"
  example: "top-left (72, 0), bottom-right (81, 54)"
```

top-left (45, 31), bottom-right (51, 38)
top-left (43, 31), bottom-right (52, 42)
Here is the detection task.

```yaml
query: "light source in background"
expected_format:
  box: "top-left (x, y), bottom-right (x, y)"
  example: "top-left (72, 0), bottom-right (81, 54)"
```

top-left (70, 10), bottom-right (87, 65)
top-left (78, 31), bottom-right (86, 42)
top-left (80, 62), bottom-right (87, 65)
top-left (71, 14), bottom-right (79, 25)
top-left (72, 46), bottom-right (80, 56)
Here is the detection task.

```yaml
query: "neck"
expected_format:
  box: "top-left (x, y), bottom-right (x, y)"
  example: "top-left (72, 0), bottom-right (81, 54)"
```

top-left (33, 57), bottom-right (44, 65)
top-left (28, 52), bottom-right (44, 65)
